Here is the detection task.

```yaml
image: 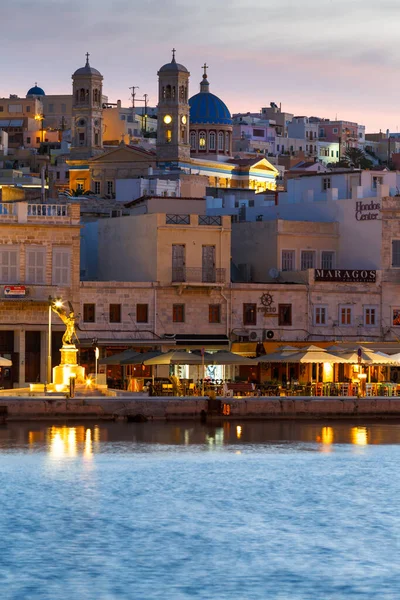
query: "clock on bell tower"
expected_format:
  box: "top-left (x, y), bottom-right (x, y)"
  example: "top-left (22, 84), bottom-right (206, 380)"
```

top-left (156, 49), bottom-right (190, 164)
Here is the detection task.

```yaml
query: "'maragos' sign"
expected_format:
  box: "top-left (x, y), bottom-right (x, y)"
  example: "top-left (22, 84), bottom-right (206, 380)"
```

top-left (315, 269), bottom-right (376, 283)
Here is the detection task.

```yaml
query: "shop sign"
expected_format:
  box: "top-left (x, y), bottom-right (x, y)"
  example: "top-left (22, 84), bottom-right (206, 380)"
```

top-left (258, 292), bottom-right (278, 316)
top-left (355, 200), bottom-right (380, 221)
top-left (4, 285), bottom-right (26, 298)
top-left (314, 269), bottom-right (376, 283)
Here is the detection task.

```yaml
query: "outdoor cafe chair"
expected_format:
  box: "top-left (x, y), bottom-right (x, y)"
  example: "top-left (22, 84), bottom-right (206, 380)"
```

top-left (339, 383), bottom-right (349, 396)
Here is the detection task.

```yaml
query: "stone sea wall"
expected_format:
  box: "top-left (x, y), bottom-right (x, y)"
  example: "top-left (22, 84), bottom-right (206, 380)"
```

top-left (2, 396), bottom-right (400, 421)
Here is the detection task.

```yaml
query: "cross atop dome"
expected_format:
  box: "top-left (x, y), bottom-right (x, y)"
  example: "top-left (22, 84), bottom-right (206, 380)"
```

top-left (85, 52), bottom-right (90, 65)
top-left (172, 48), bottom-right (176, 62)
top-left (200, 63), bottom-right (210, 93)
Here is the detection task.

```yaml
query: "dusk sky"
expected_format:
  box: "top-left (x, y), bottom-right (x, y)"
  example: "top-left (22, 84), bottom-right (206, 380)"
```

top-left (3, 0), bottom-right (399, 132)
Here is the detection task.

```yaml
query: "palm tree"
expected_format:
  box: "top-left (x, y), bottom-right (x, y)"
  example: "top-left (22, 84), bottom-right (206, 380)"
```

top-left (69, 187), bottom-right (92, 197)
top-left (344, 147), bottom-right (373, 169)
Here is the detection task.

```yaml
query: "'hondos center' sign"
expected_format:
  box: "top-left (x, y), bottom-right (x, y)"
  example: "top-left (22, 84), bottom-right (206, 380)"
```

top-left (315, 269), bottom-right (376, 283)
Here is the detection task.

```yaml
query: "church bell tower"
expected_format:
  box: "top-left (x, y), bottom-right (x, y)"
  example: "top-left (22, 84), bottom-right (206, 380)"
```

top-left (70, 53), bottom-right (104, 159)
top-left (156, 49), bottom-right (190, 164)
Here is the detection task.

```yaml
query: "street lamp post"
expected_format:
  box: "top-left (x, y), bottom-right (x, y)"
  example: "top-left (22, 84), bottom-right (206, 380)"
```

top-left (48, 296), bottom-right (63, 385)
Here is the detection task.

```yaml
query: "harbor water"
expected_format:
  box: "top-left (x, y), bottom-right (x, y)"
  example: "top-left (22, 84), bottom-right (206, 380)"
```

top-left (0, 420), bottom-right (399, 599)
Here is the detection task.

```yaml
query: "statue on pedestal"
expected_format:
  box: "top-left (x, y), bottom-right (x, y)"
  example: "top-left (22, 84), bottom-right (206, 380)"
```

top-left (49, 298), bottom-right (85, 387)
top-left (51, 300), bottom-right (79, 346)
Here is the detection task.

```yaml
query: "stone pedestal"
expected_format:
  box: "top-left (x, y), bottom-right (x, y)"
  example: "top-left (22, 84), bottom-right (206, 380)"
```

top-left (52, 344), bottom-right (85, 391)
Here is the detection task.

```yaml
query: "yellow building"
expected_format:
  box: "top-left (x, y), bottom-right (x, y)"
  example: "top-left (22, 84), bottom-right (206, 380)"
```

top-left (0, 201), bottom-right (80, 387)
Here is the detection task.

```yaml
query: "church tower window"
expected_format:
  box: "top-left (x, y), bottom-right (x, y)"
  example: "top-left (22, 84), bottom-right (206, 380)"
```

top-left (166, 85), bottom-right (172, 99)
top-left (218, 131), bottom-right (224, 151)
top-left (209, 131), bottom-right (216, 150)
top-left (199, 131), bottom-right (206, 149)
top-left (190, 131), bottom-right (196, 149)
top-left (166, 129), bottom-right (172, 143)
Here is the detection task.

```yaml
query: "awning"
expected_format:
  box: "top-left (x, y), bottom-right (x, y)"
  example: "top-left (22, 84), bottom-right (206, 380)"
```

top-left (78, 338), bottom-right (175, 348)
top-left (174, 334), bottom-right (229, 347)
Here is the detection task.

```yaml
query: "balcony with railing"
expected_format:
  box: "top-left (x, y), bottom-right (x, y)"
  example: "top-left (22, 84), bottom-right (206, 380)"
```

top-left (166, 214), bottom-right (190, 225)
top-left (198, 215), bottom-right (222, 226)
top-left (0, 202), bottom-right (78, 224)
top-left (172, 267), bottom-right (226, 285)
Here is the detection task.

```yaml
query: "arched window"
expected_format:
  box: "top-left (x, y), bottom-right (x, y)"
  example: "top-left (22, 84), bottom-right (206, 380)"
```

top-left (225, 132), bottom-right (229, 152)
top-left (165, 129), bottom-right (172, 143)
top-left (79, 88), bottom-right (85, 102)
top-left (199, 131), bottom-right (206, 149)
top-left (209, 131), bottom-right (216, 150)
top-left (218, 131), bottom-right (224, 151)
top-left (166, 85), bottom-right (171, 99)
top-left (162, 87), bottom-right (166, 99)
top-left (190, 131), bottom-right (196, 150)
top-left (180, 86), bottom-right (185, 101)
top-left (172, 86), bottom-right (176, 99)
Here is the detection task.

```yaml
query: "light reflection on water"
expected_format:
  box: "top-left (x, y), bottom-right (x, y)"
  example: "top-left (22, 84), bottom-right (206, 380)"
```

top-left (1, 421), bottom-right (400, 599)
top-left (12, 421), bottom-right (400, 456)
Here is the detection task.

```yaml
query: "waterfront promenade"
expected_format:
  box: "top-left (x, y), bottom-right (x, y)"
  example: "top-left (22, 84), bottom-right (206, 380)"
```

top-left (2, 395), bottom-right (400, 421)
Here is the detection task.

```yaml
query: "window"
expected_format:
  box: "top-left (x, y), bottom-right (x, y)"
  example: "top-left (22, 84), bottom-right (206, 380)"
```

top-left (61, 103), bottom-right (66, 114)
top-left (209, 131), bottom-right (216, 150)
top-left (340, 305), bottom-right (352, 326)
top-left (392, 240), bottom-right (400, 267)
top-left (314, 306), bottom-right (327, 325)
top-left (372, 176), bottom-right (383, 189)
top-left (26, 246), bottom-right (45, 284)
top-left (278, 304), bottom-right (292, 326)
top-left (48, 104), bottom-right (54, 113)
top-left (393, 309), bottom-right (400, 326)
top-left (190, 131), bottom-right (196, 150)
top-left (321, 251), bottom-right (335, 270)
top-left (282, 250), bottom-right (295, 271)
top-left (83, 303), bottom-right (95, 323)
top-left (79, 132), bottom-right (85, 142)
top-left (173, 304), bottom-right (185, 323)
top-left (136, 304), bottom-right (148, 323)
top-left (95, 132), bottom-right (99, 146)
top-left (333, 127), bottom-right (338, 134)
top-left (107, 181), bottom-right (114, 195)
top-left (109, 304), bottom-right (121, 323)
top-left (26, 105), bottom-right (31, 113)
top-left (165, 129), bottom-right (172, 143)
top-left (301, 250), bottom-right (315, 270)
top-left (218, 132), bottom-right (224, 151)
top-left (322, 177), bottom-right (331, 190)
top-left (199, 131), bottom-right (206, 149)
top-left (77, 183), bottom-right (84, 191)
top-left (364, 307), bottom-right (376, 326)
top-left (56, 171), bottom-right (60, 180)
top-left (36, 137), bottom-right (40, 144)
top-left (94, 181), bottom-right (101, 194)
top-left (0, 106), bottom-right (3, 112)
top-left (66, 170), bottom-right (69, 179)
top-left (209, 304), bottom-right (221, 323)
top-left (52, 247), bottom-right (71, 286)
top-left (26, 137), bottom-right (31, 144)
top-left (243, 303), bottom-right (256, 326)
top-left (0, 247), bottom-right (18, 282)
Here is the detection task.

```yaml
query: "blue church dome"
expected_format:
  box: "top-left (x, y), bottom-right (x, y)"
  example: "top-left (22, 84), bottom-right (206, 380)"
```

top-left (189, 69), bottom-right (232, 125)
top-left (26, 84), bottom-right (45, 97)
